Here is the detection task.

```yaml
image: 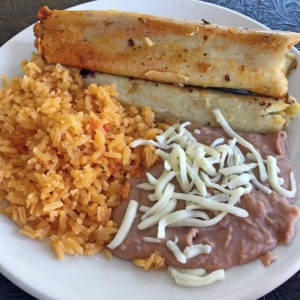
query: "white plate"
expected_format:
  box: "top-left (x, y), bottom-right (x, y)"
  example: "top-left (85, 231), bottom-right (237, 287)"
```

top-left (0, 0), bottom-right (300, 299)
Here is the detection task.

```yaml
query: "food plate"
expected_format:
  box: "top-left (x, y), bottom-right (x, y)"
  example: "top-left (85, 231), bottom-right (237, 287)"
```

top-left (0, 0), bottom-right (300, 299)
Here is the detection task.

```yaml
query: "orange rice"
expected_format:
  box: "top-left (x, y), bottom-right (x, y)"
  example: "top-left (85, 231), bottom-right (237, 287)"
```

top-left (0, 53), bottom-right (165, 259)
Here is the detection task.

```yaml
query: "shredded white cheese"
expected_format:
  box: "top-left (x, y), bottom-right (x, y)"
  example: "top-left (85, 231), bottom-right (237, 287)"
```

top-left (219, 163), bottom-right (257, 176)
top-left (158, 210), bottom-right (210, 239)
top-left (142, 237), bottom-right (161, 243)
top-left (146, 172), bottom-right (157, 184)
top-left (227, 173), bottom-right (253, 189)
top-left (114, 109), bottom-right (297, 287)
top-left (250, 171), bottom-right (272, 194)
top-left (139, 205), bottom-right (149, 213)
top-left (168, 267), bottom-right (225, 287)
top-left (266, 156), bottom-right (296, 198)
top-left (107, 200), bottom-right (138, 250)
top-left (210, 137), bottom-right (225, 147)
top-left (155, 171), bottom-right (176, 198)
top-left (130, 139), bottom-right (161, 149)
top-left (164, 160), bottom-right (171, 171)
top-left (137, 183), bottom-right (155, 190)
top-left (166, 239), bottom-right (186, 264)
top-left (129, 112), bottom-right (285, 245)
top-left (147, 193), bottom-right (157, 201)
top-left (170, 192), bottom-right (248, 217)
top-left (142, 183), bottom-right (175, 219)
top-left (166, 240), bottom-right (212, 264)
top-left (183, 244), bottom-right (212, 259)
top-left (171, 267), bottom-right (206, 276)
top-left (138, 199), bottom-right (177, 230)
top-left (212, 109), bottom-right (268, 182)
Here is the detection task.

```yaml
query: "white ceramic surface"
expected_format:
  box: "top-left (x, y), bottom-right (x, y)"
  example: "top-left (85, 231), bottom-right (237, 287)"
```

top-left (0, 0), bottom-right (300, 299)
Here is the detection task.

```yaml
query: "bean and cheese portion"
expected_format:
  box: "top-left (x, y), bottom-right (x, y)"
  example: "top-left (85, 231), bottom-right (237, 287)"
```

top-left (110, 109), bottom-right (299, 287)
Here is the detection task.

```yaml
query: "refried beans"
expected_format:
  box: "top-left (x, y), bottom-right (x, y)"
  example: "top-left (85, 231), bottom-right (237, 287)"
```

top-left (112, 126), bottom-right (299, 271)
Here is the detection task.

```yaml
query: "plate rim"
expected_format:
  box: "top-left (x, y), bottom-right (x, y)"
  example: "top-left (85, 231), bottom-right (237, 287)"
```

top-left (0, 0), bottom-right (300, 299)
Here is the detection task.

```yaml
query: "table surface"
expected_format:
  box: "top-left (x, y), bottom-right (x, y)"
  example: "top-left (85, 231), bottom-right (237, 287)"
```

top-left (0, 0), bottom-right (300, 299)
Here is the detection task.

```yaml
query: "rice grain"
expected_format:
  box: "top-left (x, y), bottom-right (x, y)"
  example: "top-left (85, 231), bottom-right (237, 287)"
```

top-left (0, 53), bottom-right (163, 260)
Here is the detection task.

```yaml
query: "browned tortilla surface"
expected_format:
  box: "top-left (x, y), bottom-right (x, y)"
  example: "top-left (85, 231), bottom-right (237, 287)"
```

top-left (112, 126), bottom-right (299, 271)
top-left (34, 6), bottom-right (300, 98)
top-left (84, 72), bottom-right (300, 134)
